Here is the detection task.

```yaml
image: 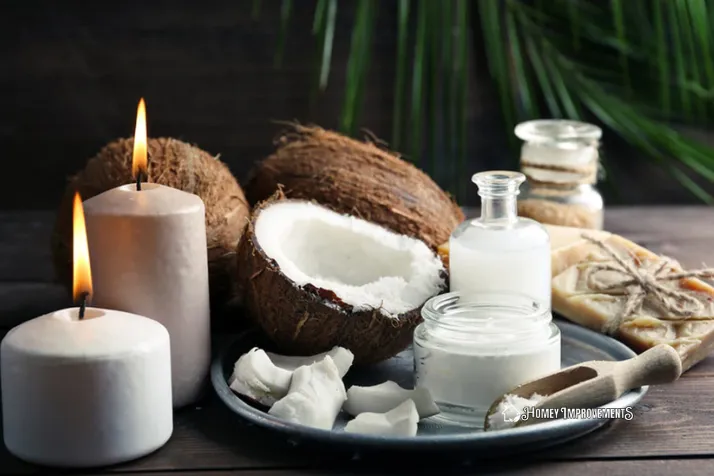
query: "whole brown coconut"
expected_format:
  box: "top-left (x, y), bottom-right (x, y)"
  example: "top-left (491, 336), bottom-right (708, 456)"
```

top-left (51, 137), bottom-right (250, 311)
top-left (236, 195), bottom-right (448, 365)
top-left (245, 125), bottom-right (464, 250)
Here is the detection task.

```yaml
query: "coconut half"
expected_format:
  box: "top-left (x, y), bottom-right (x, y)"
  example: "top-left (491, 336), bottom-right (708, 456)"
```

top-left (237, 198), bottom-right (447, 364)
top-left (245, 125), bottom-right (464, 251)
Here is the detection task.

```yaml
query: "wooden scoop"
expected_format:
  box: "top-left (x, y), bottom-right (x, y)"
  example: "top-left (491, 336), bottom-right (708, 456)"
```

top-left (484, 344), bottom-right (683, 430)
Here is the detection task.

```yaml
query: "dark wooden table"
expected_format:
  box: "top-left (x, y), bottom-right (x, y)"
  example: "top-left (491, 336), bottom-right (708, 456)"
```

top-left (1, 207), bottom-right (713, 476)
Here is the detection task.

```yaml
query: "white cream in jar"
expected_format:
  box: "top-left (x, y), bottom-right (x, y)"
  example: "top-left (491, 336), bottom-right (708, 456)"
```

top-left (413, 292), bottom-right (560, 427)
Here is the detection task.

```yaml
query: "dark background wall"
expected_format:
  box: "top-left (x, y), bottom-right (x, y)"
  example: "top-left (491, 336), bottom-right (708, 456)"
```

top-left (1, 0), bottom-right (710, 210)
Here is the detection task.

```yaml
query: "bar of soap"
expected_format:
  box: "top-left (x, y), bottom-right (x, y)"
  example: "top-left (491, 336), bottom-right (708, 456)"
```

top-left (542, 224), bottom-right (611, 256)
top-left (551, 232), bottom-right (714, 371)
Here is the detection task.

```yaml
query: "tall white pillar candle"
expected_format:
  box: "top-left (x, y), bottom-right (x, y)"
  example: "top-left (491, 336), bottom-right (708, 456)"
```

top-left (1, 307), bottom-right (172, 468)
top-left (83, 183), bottom-right (211, 408)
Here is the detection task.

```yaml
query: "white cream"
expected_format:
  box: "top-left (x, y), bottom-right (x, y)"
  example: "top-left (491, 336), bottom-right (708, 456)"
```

top-left (83, 183), bottom-right (211, 408)
top-left (1, 307), bottom-right (173, 468)
top-left (487, 393), bottom-right (546, 430)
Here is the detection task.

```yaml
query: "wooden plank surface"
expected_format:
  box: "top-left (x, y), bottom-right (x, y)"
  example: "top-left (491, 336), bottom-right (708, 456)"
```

top-left (1, 358), bottom-right (711, 475)
top-left (77, 459), bottom-right (714, 476)
top-left (1, 207), bottom-right (714, 475)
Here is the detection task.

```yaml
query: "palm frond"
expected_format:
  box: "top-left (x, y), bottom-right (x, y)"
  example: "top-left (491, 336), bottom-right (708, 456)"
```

top-left (273, 0), bottom-right (714, 203)
top-left (339, 0), bottom-right (376, 137)
top-left (408, 0), bottom-right (428, 164)
top-left (499, 0), bottom-right (714, 202)
top-left (391, 0), bottom-right (410, 151)
top-left (273, 0), bottom-right (293, 68)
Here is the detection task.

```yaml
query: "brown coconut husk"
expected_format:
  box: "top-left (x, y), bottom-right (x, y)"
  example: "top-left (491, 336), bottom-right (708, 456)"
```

top-left (244, 124), bottom-right (464, 250)
top-left (236, 193), bottom-right (447, 365)
top-left (51, 137), bottom-right (250, 312)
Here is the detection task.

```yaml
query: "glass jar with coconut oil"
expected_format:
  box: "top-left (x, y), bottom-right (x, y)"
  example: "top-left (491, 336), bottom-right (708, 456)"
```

top-left (413, 292), bottom-right (560, 427)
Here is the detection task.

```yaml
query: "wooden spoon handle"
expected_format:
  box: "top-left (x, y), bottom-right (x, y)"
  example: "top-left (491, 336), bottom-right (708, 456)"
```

top-left (616, 344), bottom-right (682, 390)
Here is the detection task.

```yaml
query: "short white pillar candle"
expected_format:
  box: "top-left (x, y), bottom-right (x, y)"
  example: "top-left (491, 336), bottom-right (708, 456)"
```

top-left (83, 183), bottom-right (211, 408)
top-left (1, 307), bottom-right (173, 468)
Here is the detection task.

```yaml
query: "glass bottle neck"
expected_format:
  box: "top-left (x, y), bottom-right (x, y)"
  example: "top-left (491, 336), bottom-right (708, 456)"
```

top-left (471, 171), bottom-right (525, 224)
top-left (480, 195), bottom-right (518, 223)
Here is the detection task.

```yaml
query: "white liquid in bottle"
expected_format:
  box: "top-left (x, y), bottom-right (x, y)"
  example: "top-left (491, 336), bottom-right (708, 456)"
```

top-left (449, 171), bottom-right (551, 307)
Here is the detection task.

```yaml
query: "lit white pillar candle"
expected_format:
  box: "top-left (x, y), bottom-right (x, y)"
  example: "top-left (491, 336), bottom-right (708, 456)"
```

top-left (83, 99), bottom-right (210, 408)
top-left (1, 193), bottom-right (173, 468)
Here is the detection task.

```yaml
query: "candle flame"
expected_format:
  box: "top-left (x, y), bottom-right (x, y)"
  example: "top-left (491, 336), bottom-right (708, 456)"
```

top-left (72, 192), bottom-right (93, 303)
top-left (132, 98), bottom-right (148, 179)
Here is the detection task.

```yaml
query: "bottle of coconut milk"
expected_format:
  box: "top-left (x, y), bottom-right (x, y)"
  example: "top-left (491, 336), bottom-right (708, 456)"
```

top-left (449, 170), bottom-right (551, 307)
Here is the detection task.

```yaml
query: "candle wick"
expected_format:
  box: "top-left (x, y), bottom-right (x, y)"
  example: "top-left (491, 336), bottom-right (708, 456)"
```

top-left (78, 292), bottom-right (88, 320)
top-left (136, 172), bottom-right (143, 191)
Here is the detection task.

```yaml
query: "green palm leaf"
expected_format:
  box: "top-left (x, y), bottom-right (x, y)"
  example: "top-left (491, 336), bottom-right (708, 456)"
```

top-left (268, 0), bottom-right (714, 203)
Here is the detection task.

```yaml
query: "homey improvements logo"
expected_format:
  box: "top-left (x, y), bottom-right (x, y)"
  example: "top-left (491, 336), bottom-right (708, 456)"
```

top-left (501, 403), bottom-right (634, 423)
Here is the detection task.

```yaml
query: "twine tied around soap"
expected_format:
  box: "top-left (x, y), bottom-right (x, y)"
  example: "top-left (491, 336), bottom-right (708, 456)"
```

top-left (579, 235), bottom-right (714, 335)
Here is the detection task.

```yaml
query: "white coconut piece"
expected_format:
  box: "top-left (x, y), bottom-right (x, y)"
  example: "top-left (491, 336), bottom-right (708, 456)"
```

top-left (344, 380), bottom-right (440, 419)
top-left (253, 201), bottom-right (445, 318)
top-left (487, 393), bottom-right (546, 431)
top-left (266, 346), bottom-right (354, 377)
top-left (268, 355), bottom-right (347, 430)
top-left (344, 399), bottom-right (419, 436)
top-left (228, 347), bottom-right (293, 407)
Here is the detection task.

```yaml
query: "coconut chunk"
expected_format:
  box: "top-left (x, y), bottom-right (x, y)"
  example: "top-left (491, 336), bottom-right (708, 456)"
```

top-left (266, 346), bottom-right (354, 377)
top-left (228, 347), bottom-right (293, 406)
top-left (344, 399), bottom-right (419, 436)
top-left (344, 380), bottom-right (439, 419)
top-left (253, 201), bottom-right (445, 318)
top-left (268, 355), bottom-right (347, 430)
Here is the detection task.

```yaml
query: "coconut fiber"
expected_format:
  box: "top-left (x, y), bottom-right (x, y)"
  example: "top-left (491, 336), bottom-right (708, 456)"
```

top-left (245, 125), bottom-right (464, 250)
top-left (51, 137), bottom-right (250, 313)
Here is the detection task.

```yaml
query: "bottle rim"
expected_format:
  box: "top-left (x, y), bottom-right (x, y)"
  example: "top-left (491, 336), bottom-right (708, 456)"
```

top-left (471, 170), bottom-right (525, 198)
top-left (421, 291), bottom-right (552, 336)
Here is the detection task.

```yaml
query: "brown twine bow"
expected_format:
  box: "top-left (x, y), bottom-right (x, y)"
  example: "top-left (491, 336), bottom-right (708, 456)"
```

top-left (579, 235), bottom-right (714, 335)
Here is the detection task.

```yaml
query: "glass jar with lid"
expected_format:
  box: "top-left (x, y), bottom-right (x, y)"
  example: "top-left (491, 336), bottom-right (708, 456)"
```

top-left (413, 291), bottom-right (561, 427)
top-left (515, 119), bottom-right (604, 230)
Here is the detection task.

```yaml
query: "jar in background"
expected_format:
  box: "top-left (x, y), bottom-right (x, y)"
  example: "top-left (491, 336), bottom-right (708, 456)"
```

top-left (515, 120), bottom-right (604, 230)
top-left (413, 292), bottom-right (561, 427)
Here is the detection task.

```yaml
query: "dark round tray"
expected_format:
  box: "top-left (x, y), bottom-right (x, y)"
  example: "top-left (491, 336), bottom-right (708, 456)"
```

top-left (211, 319), bottom-right (646, 455)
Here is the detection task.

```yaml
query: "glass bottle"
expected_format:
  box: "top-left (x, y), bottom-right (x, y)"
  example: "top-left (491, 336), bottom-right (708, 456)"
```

top-left (413, 291), bottom-right (561, 426)
top-left (515, 119), bottom-right (604, 230)
top-left (449, 171), bottom-right (551, 307)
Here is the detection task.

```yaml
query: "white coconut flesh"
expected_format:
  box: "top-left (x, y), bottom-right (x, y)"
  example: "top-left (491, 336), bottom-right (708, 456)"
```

top-left (254, 201), bottom-right (445, 318)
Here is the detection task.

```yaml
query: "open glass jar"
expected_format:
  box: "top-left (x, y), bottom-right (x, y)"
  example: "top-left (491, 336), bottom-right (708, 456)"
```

top-left (413, 292), bottom-right (561, 427)
top-left (515, 119), bottom-right (604, 230)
